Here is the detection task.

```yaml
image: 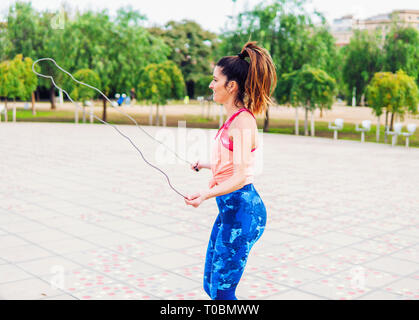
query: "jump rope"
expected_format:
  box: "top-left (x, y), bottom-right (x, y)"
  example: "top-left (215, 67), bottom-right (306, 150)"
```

top-left (32, 58), bottom-right (201, 199)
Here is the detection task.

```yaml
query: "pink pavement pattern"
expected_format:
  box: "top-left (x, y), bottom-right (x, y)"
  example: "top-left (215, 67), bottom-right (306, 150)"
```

top-left (0, 122), bottom-right (417, 300)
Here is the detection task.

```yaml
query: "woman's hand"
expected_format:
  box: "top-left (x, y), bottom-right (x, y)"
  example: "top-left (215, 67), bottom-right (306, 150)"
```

top-left (191, 160), bottom-right (203, 171)
top-left (184, 190), bottom-right (209, 208)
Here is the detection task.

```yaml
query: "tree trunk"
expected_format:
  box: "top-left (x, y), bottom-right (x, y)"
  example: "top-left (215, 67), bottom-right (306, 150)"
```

top-left (390, 112), bottom-right (395, 131)
top-left (36, 88), bottom-right (40, 102)
top-left (31, 91), bottom-right (36, 115)
top-left (263, 106), bottom-right (269, 132)
top-left (384, 110), bottom-right (389, 143)
top-left (304, 107), bottom-right (309, 136)
top-left (50, 86), bottom-right (56, 110)
top-left (102, 97), bottom-right (107, 122)
top-left (376, 116), bottom-right (380, 142)
top-left (295, 106), bottom-right (299, 135)
top-left (320, 108), bottom-right (323, 118)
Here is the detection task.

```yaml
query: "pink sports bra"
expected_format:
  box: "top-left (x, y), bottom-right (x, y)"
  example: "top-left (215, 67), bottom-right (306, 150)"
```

top-left (214, 108), bottom-right (257, 152)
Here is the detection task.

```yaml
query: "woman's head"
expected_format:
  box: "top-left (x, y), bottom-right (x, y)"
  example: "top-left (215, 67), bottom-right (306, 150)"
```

top-left (209, 41), bottom-right (277, 115)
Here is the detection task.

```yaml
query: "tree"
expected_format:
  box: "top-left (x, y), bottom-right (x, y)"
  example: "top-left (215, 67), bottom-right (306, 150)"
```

top-left (149, 20), bottom-right (217, 98)
top-left (138, 62), bottom-right (185, 126)
top-left (70, 69), bottom-right (101, 102)
top-left (384, 26), bottom-right (419, 85)
top-left (342, 30), bottom-right (383, 106)
top-left (284, 65), bottom-right (337, 136)
top-left (366, 70), bottom-right (419, 143)
top-left (0, 54), bottom-right (38, 121)
top-left (68, 9), bottom-right (169, 121)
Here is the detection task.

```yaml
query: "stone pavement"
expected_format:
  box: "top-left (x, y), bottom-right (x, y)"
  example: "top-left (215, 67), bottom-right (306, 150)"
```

top-left (0, 122), bottom-right (418, 300)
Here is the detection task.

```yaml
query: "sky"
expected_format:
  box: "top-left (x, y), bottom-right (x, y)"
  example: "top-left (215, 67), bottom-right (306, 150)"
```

top-left (1, 0), bottom-right (419, 33)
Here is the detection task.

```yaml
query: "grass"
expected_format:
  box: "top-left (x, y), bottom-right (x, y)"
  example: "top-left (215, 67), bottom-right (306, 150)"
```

top-left (3, 108), bottom-right (418, 148)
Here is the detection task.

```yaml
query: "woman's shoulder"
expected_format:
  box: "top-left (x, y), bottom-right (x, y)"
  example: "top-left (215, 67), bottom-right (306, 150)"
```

top-left (230, 110), bottom-right (257, 130)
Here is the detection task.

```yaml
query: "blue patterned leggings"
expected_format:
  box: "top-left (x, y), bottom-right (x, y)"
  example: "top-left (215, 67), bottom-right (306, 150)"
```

top-left (203, 184), bottom-right (267, 300)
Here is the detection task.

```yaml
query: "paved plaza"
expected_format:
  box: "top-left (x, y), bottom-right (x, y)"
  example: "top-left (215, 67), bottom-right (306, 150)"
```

top-left (0, 122), bottom-right (418, 300)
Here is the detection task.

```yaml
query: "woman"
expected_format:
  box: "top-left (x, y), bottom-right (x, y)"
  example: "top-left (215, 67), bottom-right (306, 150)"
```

top-left (184, 41), bottom-right (277, 300)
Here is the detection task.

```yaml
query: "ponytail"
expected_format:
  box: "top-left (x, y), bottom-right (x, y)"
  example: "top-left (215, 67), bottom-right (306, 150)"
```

top-left (216, 41), bottom-right (277, 116)
top-left (239, 41), bottom-right (277, 115)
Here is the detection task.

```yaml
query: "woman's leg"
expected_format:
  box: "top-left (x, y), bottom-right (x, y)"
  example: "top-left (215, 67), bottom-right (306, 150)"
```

top-left (208, 186), bottom-right (266, 300)
top-left (203, 213), bottom-right (222, 298)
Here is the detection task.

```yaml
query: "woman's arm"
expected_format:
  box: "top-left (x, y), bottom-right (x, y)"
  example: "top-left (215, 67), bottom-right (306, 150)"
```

top-left (191, 161), bottom-right (211, 170)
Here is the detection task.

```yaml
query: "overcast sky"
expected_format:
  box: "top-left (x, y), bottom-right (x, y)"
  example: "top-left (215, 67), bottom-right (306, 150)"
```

top-left (1, 0), bottom-right (418, 33)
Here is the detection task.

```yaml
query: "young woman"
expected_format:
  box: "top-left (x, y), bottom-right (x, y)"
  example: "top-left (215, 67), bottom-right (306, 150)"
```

top-left (184, 41), bottom-right (277, 300)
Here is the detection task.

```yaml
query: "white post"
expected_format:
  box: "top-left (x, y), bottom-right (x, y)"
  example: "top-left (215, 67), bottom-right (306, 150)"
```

top-left (82, 106), bottom-right (86, 123)
top-left (406, 136), bottom-right (409, 147)
top-left (207, 102), bottom-right (210, 119)
top-left (352, 86), bottom-right (356, 107)
top-left (219, 105), bottom-right (223, 128)
top-left (310, 109), bottom-right (315, 137)
top-left (391, 134), bottom-right (397, 146)
top-left (334, 130), bottom-right (338, 140)
top-left (162, 105), bottom-right (166, 127)
top-left (59, 89), bottom-right (64, 106)
top-left (295, 106), bottom-right (299, 135)
top-left (90, 103), bottom-right (93, 123)
top-left (149, 105), bottom-right (153, 125)
top-left (361, 131), bottom-right (365, 143)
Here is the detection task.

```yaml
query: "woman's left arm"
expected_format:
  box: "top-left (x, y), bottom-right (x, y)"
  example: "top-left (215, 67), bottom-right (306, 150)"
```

top-left (185, 115), bottom-right (255, 207)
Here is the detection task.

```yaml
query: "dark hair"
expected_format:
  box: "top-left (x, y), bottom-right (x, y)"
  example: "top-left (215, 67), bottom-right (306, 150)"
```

top-left (215, 41), bottom-right (277, 115)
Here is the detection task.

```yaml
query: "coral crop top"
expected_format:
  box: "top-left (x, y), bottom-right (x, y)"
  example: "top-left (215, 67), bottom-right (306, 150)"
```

top-left (208, 108), bottom-right (257, 189)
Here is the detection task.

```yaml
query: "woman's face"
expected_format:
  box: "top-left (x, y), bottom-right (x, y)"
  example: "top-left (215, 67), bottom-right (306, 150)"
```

top-left (209, 66), bottom-right (232, 105)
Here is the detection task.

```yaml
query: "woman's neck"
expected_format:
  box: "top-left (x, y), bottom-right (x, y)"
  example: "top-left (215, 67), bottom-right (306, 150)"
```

top-left (224, 101), bottom-right (244, 120)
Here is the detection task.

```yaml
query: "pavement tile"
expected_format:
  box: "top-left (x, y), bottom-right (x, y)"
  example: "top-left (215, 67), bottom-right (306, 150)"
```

top-left (16, 256), bottom-right (81, 277)
top-left (362, 256), bottom-right (419, 276)
top-left (0, 264), bottom-right (34, 283)
top-left (381, 278), bottom-right (419, 300)
top-left (0, 277), bottom-right (64, 300)
top-left (0, 244), bottom-right (54, 263)
top-left (235, 274), bottom-right (290, 299)
top-left (143, 252), bottom-right (200, 269)
top-left (0, 235), bottom-right (31, 249)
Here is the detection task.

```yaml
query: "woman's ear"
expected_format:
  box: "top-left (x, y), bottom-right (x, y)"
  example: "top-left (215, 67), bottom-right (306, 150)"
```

top-left (228, 80), bottom-right (238, 93)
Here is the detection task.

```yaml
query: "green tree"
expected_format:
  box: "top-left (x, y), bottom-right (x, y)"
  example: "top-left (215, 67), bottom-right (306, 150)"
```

top-left (284, 65), bottom-right (337, 136)
top-left (383, 26), bottom-right (419, 85)
top-left (68, 9), bottom-right (169, 121)
top-left (70, 69), bottom-right (101, 101)
top-left (366, 70), bottom-right (419, 143)
top-left (138, 62), bottom-right (185, 126)
top-left (342, 29), bottom-right (383, 106)
top-left (149, 20), bottom-right (217, 98)
top-left (0, 54), bottom-right (38, 120)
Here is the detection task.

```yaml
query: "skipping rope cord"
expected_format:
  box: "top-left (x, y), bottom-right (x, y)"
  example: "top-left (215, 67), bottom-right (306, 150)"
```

top-left (32, 57), bottom-right (192, 199)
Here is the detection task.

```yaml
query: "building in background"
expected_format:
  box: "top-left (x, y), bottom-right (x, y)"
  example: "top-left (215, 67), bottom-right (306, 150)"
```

top-left (331, 9), bottom-right (419, 46)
